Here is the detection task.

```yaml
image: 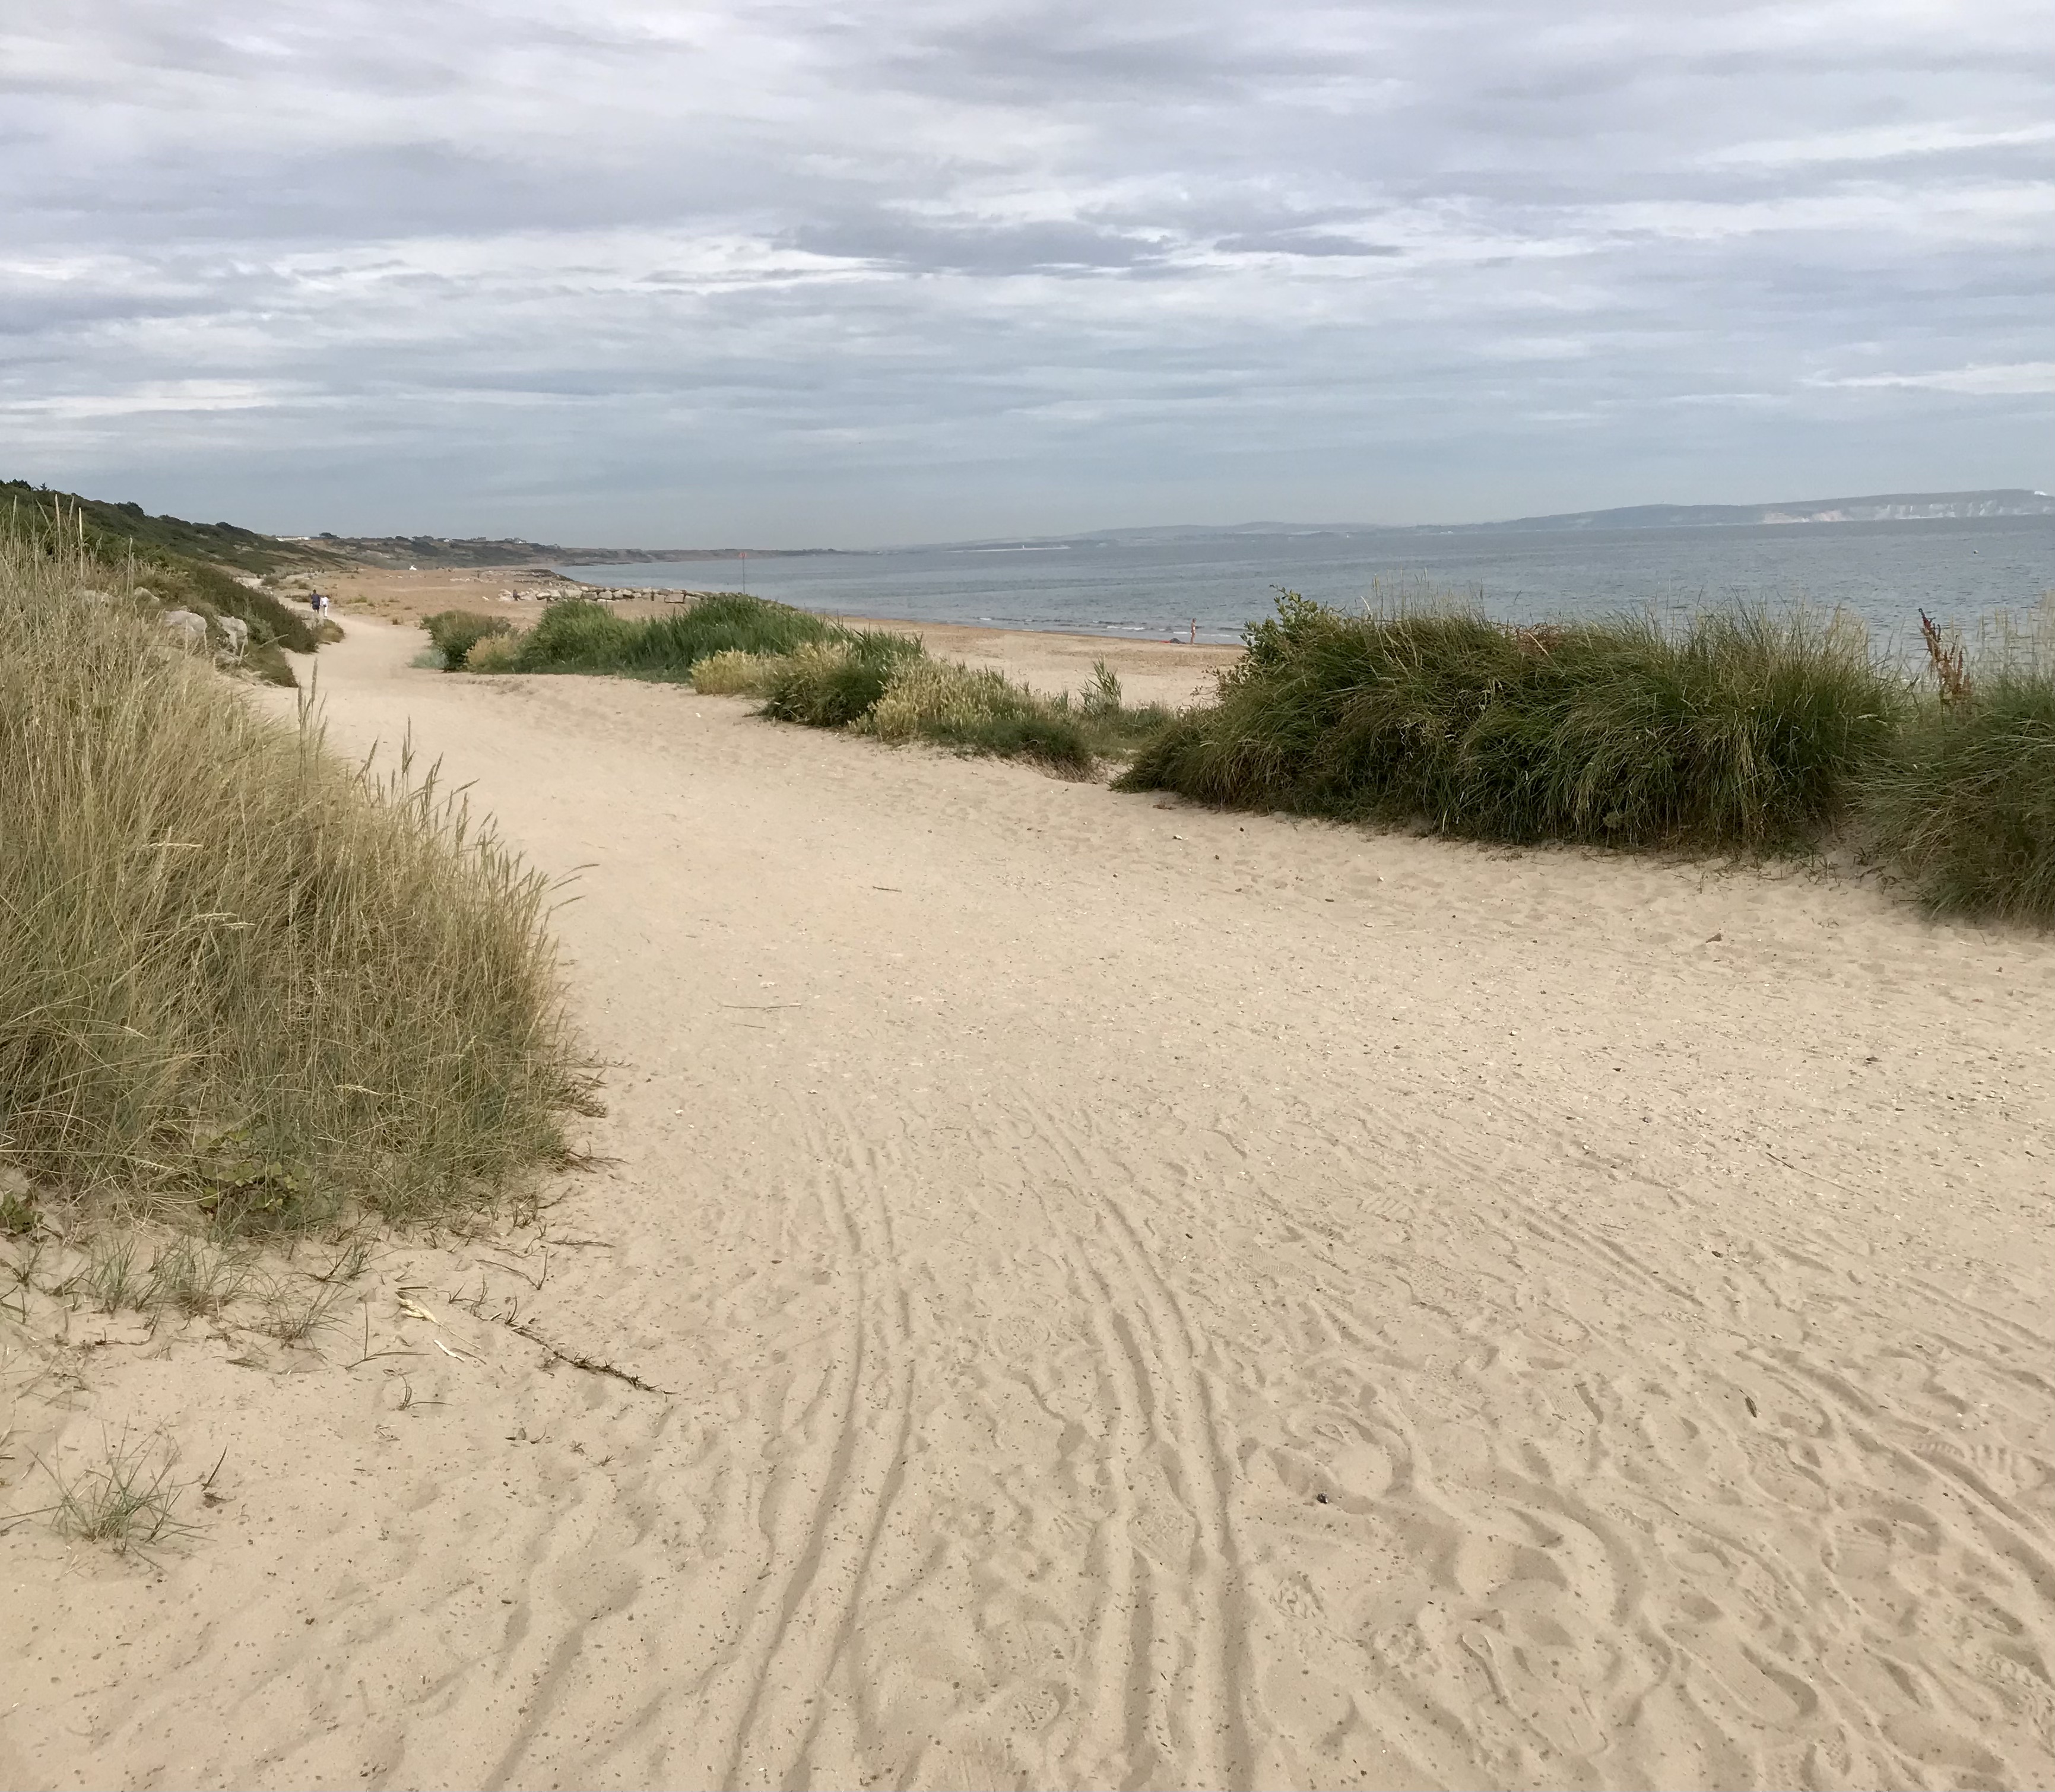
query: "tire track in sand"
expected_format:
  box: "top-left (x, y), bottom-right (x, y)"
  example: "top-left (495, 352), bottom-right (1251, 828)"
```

top-left (1020, 1102), bottom-right (1260, 1790)
top-left (706, 1094), bottom-right (918, 1789)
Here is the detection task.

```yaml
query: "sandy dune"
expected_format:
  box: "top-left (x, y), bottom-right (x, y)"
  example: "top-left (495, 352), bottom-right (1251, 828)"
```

top-left (4, 616), bottom-right (2052, 1791)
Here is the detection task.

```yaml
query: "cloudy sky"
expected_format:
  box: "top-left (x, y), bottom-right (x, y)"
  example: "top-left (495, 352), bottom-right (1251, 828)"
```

top-left (4, 1), bottom-right (2052, 545)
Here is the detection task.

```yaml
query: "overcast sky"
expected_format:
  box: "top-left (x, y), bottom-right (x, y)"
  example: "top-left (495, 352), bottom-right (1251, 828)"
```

top-left (4, 2), bottom-right (2052, 545)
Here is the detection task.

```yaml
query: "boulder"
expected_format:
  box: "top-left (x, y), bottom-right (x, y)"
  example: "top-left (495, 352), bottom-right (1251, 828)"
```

top-left (162, 609), bottom-right (208, 652)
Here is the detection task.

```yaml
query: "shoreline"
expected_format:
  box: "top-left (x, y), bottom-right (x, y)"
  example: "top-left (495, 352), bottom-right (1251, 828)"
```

top-left (316, 564), bottom-right (1244, 708)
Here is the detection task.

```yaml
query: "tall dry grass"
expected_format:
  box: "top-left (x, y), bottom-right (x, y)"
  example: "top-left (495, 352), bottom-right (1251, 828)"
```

top-left (0, 537), bottom-right (594, 1230)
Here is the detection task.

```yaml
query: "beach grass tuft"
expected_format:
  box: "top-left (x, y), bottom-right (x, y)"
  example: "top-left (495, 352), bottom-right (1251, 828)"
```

top-left (509, 592), bottom-right (848, 677)
top-left (1118, 592), bottom-right (1899, 851)
top-left (862, 657), bottom-right (1096, 773)
top-left (423, 609), bottom-right (513, 670)
top-left (1861, 604), bottom-right (2055, 923)
top-left (688, 648), bottom-right (784, 694)
top-left (0, 535), bottom-right (595, 1230)
top-left (27, 1426), bottom-right (203, 1556)
top-left (760, 633), bottom-right (927, 728)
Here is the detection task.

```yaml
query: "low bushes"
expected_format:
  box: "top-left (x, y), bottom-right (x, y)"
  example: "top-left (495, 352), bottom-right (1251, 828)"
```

top-left (688, 648), bottom-right (778, 694)
top-left (485, 596), bottom-right (1121, 772)
top-left (463, 582), bottom-right (2055, 925)
top-left (1119, 593), bottom-right (1898, 851)
top-left (464, 632), bottom-right (523, 674)
top-left (759, 633), bottom-right (925, 728)
top-left (424, 609), bottom-right (513, 670)
top-left (1860, 615), bottom-right (2055, 924)
top-left (0, 540), bottom-right (593, 1229)
top-left (862, 658), bottom-right (1096, 773)
top-left (511, 592), bottom-right (842, 677)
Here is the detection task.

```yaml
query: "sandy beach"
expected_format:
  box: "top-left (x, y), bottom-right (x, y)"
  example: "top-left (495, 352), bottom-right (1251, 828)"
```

top-left (4, 613), bottom-right (2052, 1790)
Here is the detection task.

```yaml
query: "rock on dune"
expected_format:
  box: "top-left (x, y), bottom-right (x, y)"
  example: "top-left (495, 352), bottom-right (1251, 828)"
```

top-left (161, 608), bottom-right (207, 652)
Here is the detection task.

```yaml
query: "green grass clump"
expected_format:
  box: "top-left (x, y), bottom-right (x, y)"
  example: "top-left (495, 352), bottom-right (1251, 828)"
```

top-left (759, 633), bottom-right (927, 728)
top-left (509, 592), bottom-right (843, 677)
top-left (31, 1426), bottom-right (202, 1557)
top-left (424, 609), bottom-right (513, 670)
top-left (490, 594), bottom-right (1156, 777)
top-left (1861, 612), bottom-right (2055, 923)
top-left (463, 632), bottom-right (524, 674)
top-left (0, 538), bottom-right (594, 1230)
top-left (862, 657), bottom-right (1096, 773)
top-left (689, 648), bottom-right (783, 694)
top-left (1119, 592), bottom-right (1898, 851)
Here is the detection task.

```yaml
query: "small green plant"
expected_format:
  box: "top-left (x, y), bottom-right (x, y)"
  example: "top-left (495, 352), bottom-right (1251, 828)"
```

top-left (0, 1188), bottom-right (35, 1238)
top-left (144, 1236), bottom-right (250, 1320)
top-left (28, 1426), bottom-right (202, 1556)
top-left (190, 1131), bottom-right (310, 1232)
top-left (423, 610), bottom-right (513, 671)
top-left (1082, 659), bottom-right (1124, 716)
top-left (77, 1235), bottom-right (147, 1314)
top-left (259, 1274), bottom-right (352, 1346)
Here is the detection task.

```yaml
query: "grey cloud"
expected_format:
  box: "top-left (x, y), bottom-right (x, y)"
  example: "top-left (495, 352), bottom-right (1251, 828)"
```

top-left (1, 0), bottom-right (2050, 542)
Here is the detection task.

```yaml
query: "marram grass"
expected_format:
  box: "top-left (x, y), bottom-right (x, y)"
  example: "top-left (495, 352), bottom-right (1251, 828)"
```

top-left (1859, 604), bottom-right (2055, 924)
top-left (471, 583), bottom-right (2055, 926)
top-left (0, 540), bottom-right (595, 1230)
top-left (1118, 592), bottom-right (1901, 851)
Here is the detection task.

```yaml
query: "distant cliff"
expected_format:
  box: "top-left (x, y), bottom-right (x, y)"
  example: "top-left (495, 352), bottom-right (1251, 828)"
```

top-left (1464, 490), bottom-right (2055, 533)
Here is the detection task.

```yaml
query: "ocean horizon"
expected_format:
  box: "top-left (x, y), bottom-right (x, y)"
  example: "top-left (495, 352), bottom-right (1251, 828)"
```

top-left (559, 511), bottom-right (2055, 650)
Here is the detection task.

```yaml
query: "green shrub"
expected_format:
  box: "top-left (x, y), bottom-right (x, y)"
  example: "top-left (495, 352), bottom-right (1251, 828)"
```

top-left (507, 598), bottom-right (639, 670)
top-left (1073, 659), bottom-right (1176, 756)
top-left (1861, 625), bottom-right (2055, 921)
top-left (510, 593), bottom-right (848, 678)
top-left (1120, 593), bottom-right (1898, 850)
top-left (690, 649), bottom-right (784, 694)
top-left (243, 641), bottom-right (299, 688)
top-left (423, 609), bottom-right (513, 670)
top-left (862, 657), bottom-right (1095, 773)
top-left (759, 633), bottom-right (925, 728)
top-left (463, 632), bottom-right (524, 674)
top-left (0, 541), bottom-right (593, 1228)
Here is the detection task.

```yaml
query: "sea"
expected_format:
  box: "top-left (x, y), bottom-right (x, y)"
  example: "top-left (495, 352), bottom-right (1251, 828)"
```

top-left (557, 513), bottom-right (2055, 653)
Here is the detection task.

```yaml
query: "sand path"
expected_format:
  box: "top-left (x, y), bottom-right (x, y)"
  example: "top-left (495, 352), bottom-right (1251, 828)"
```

top-left (4, 618), bottom-right (2052, 1790)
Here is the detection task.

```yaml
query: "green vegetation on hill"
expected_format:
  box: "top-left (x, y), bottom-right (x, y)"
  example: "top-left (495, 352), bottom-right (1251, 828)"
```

top-left (3, 478), bottom-right (347, 575)
top-left (0, 535), bottom-right (594, 1229)
top-left (5, 481), bottom-right (329, 669)
top-left (318, 533), bottom-right (566, 569)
